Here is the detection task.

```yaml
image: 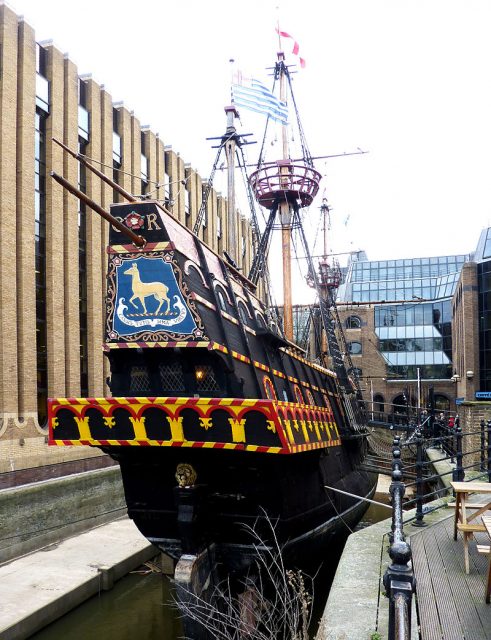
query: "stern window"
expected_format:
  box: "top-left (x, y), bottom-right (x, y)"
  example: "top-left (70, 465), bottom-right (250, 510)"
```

top-left (195, 365), bottom-right (220, 393)
top-left (130, 366), bottom-right (151, 394)
top-left (159, 362), bottom-right (185, 393)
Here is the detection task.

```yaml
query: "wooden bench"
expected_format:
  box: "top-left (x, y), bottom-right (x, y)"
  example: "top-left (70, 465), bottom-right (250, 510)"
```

top-left (450, 481), bottom-right (491, 574)
top-left (448, 502), bottom-right (489, 509)
top-left (482, 514), bottom-right (491, 603)
top-left (457, 523), bottom-right (486, 533)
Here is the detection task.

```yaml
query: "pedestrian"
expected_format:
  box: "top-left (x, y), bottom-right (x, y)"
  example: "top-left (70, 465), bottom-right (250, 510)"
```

top-left (446, 414), bottom-right (456, 461)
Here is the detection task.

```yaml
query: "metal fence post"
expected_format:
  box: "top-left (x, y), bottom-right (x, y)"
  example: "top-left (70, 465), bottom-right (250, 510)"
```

top-left (480, 419), bottom-right (486, 472)
top-left (453, 420), bottom-right (464, 483)
top-left (383, 460), bottom-right (415, 640)
top-left (413, 429), bottom-right (426, 527)
top-left (487, 420), bottom-right (491, 483)
top-left (389, 437), bottom-right (402, 543)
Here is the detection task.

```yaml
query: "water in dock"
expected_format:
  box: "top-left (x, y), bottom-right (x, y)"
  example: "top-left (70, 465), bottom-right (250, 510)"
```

top-left (30, 570), bottom-right (182, 640)
top-left (31, 475), bottom-right (390, 639)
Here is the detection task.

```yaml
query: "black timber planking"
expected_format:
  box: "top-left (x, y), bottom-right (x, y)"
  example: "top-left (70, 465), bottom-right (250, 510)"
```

top-left (411, 513), bottom-right (491, 640)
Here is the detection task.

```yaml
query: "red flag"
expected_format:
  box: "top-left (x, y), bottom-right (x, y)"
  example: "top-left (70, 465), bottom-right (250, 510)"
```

top-left (276, 27), bottom-right (306, 68)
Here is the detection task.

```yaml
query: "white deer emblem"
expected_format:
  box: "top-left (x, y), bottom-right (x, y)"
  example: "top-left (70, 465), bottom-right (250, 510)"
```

top-left (123, 262), bottom-right (170, 315)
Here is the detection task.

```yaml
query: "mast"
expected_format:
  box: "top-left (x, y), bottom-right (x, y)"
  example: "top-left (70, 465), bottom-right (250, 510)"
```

top-left (225, 106), bottom-right (239, 266)
top-left (278, 52), bottom-right (294, 340)
top-left (248, 53), bottom-right (321, 342)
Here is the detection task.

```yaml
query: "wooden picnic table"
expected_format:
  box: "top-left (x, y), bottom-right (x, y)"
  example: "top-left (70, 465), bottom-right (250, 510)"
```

top-left (482, 513), bottom-right (491, 604)
top-left (450, 481), bottom-right (491, 575)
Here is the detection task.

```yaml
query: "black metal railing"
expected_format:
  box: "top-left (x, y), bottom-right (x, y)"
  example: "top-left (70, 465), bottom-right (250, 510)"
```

top-left (383, 418), bottom-right (491, 639)
top-left (383, 437), bottom-right (415, 640)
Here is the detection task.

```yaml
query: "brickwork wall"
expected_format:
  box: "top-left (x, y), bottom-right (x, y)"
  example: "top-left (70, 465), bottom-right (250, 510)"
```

top-left (0, 5), bottom-right (254, 478)
top-left (337, 305), bottom-right (456, 412)
top-left (452, 262), bottom-right (479, 401)
top-left (16, 20), bottom-right (37, 416)
top-left (457, 401), bottom-right (491, 468)
top-left (0, 6), bottom-right (20, 417)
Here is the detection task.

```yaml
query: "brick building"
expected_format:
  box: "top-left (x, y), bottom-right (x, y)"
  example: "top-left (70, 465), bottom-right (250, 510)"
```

top-left (335, 231), bottom-right (491, 422)
top-left (0, 3), bottom-right (254, 483)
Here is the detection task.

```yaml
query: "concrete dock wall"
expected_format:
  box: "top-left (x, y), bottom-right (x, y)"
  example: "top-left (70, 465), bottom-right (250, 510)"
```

top-left (0, 467), bottom-right (127, 563)
top-left (0, 518), bottom-right (157, 640)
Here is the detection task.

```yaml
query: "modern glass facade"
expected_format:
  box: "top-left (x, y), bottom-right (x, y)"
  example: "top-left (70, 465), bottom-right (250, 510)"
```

top-left (375, 301), bottom-right (452, 379)
top-left (338, 253), bottom-right (469, 382)
top-left (346, 256), bottom-right (466, 303)
top-left (477, 260), bottom-right (491, 391)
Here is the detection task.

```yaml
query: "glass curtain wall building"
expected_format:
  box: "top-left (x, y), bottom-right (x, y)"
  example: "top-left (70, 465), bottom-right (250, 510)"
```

top-left (338, 254), bottom-right (470, 383)
top-left (474, 228), bottom-right (491, 392)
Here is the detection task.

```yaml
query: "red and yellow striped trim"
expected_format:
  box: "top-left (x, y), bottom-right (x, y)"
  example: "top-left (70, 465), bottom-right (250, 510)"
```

top-left (108, 241), bottom-right (174, 253)
top-left (49, 396), bottom-right (341, 454)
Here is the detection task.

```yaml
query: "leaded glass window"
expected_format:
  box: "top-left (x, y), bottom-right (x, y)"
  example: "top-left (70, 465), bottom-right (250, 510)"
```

top-left (130, 366), bottom-right (151, 394)
top-left (195, 365), bottom-right (220, 393)
top-left (159, 363), bottom-right (185, 393)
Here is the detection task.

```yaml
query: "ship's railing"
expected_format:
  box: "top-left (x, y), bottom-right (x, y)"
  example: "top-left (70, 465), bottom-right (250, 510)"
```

top-left (248, 161), bottom-right (322, 209)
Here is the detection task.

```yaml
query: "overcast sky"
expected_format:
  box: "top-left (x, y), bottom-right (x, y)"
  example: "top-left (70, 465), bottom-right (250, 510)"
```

top-left (10, 0), bottom-right (491, 266)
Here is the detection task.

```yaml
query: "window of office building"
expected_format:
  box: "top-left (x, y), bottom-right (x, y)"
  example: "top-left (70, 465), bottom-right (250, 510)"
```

top-left (478, 260), bottom-right (491, 390)
top-left (348, 341), bottom-right (362, 355)
top-left (350, 255), bottom-right (468, 284)
top-left (78, 139), bottom-right (89, 396)
top-left (373, 394), bottom-right (385, 412)
top-left (201, 184), bottom-right (208, 229)
top-left (375, 301), bottom-right (452, 380)
top-left (433, 394), bottom-right (450, 411)
top-left (112, 108), bottom-right (122, 201)
top-left (35, 110), bottom-right (48, 423)
top-left (140, 132), bottom-right (148, 197)
top-left (345, 315), bottom-right (361, 329)
top-left (35, 44), bottom-right (49, 113)
top-left (483, 228), bottom-right (491, 260)
top-left (185, 178), bottom-right (191, 218)
top-left (164, 152), bottom-right (172, 205)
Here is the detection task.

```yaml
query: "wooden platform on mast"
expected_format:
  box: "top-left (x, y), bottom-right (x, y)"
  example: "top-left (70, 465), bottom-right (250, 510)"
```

top-left (411, 513), bottom-right (491, 640)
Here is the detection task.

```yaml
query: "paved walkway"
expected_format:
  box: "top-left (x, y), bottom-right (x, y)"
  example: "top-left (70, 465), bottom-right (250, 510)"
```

top-left (0, 518), bottom-right (157, 640)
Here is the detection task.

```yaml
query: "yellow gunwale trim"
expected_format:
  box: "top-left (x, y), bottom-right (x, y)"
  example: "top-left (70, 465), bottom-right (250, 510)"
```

top-left (192, 293), bottom-right (216, 311)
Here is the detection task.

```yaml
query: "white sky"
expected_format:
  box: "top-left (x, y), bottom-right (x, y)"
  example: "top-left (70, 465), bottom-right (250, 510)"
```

top-left (9, 0), bottom-right (491, 267)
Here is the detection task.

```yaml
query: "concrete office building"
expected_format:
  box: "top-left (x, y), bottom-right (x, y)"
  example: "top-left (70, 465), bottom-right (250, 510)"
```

top-left (0, 3), bottom-right (254, 484)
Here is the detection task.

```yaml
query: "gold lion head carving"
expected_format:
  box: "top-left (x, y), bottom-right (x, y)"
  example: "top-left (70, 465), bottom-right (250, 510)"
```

top-left (175, 463), bottom-right (197, 488)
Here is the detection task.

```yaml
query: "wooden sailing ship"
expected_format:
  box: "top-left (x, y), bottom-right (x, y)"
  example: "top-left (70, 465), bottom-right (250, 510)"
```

top-left (48, 50), bottom-right (376, 576)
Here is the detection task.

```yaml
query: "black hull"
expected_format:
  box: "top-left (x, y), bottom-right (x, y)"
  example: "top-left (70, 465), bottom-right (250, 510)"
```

top-left (48, 198), bottom-right (378, 576)
top-left (109, 440), bottom-right (377, 573)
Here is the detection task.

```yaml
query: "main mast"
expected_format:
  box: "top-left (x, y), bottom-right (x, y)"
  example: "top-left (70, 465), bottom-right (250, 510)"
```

top-left (278, 52), bottom-right (294, 340)
top-left (249, 52), bottom-right (321, 341)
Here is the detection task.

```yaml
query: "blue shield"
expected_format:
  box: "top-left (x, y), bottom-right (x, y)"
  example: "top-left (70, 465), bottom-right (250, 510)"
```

top-left (113, 256), bottom-right (197, 337)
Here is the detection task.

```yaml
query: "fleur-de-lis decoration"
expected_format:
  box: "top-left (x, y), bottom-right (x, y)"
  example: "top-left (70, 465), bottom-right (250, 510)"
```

top-left (103, 416), bottom-right (116, 429)
top-left (199, 417), bottom-right (213, 431)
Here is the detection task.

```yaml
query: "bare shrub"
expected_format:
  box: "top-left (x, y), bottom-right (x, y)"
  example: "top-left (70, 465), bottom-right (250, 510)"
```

top-left (174, 518), bottom-right (316, 639)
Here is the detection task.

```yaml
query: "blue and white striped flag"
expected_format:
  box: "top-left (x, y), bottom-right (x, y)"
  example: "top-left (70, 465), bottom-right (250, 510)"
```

top-left (232, 74), bottom-right (288, 125)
